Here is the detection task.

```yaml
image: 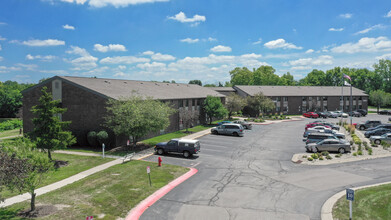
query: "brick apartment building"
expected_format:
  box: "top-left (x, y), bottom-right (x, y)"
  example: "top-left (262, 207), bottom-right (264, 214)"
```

top-left (22, 76), bottom-right (224, 146)
top-left (233, 85), bottom-right (368, 115)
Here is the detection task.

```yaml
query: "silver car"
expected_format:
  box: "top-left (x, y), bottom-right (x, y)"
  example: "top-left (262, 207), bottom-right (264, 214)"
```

top-left (370, 133), bottom-right (391, 145)
top-left (306, 138), bottom-right (351, 153)
top-left (211, 123), bottom-right (244, 137)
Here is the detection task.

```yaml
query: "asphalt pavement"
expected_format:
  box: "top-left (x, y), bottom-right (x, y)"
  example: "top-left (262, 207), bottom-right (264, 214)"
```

top-left (141, 114), bottom-right (391, 220)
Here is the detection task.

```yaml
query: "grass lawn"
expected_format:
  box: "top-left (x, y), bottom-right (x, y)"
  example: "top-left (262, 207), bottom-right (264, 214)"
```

top-left (0, 129), bottom-right (20, 138)
top-left (368, 106), bottom-right (391, 110)
top-left (1, 153), bottom-right (114, 199)
top-left (0, 160), bottom-right (188, 219)
top-left (332, 184), bottom-right (391, 220)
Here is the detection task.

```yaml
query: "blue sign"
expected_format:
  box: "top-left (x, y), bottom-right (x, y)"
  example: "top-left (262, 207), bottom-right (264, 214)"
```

top-left (346, 188), bottom-right (354, 201)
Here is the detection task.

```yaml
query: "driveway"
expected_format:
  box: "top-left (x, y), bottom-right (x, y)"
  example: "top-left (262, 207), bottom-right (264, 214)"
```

top-left (141, 114), bottom-right (391, 220)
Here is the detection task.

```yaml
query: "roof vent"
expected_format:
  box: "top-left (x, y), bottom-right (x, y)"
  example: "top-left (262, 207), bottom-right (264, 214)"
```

top-left (104, 80), bottom-right (110, 84)
top-left (124, 82), bottom-right (127, 84)
top-left (140, 82), bottom-right (143, 84)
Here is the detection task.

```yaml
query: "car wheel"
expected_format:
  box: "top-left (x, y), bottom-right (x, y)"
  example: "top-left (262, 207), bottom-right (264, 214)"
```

top-left (375, 139), bottom-right (381, 145)
top-left (360, 126), bottom-right (365, 130)
top-left (212, 130), bottom-right (218, 135)
top-left (338, 148), bottom-right (345, 154)
top-left (312, 147), bottom-right (318, 153)
top-left (157, 148), bottom-right (164, 155)
top-left (233, 132), bottom-right (239, 137)
top-left (183, 151), bottom-right (190, 158)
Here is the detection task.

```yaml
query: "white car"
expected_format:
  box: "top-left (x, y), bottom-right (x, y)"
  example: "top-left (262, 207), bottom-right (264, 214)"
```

top-left (334, 111), bottom-right (348, 118)
top-left (307, 126), bottom-right (332, 132)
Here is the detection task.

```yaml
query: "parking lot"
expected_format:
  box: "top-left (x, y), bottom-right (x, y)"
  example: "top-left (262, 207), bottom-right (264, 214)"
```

top-left (141, 114), bottom-right (391, 220)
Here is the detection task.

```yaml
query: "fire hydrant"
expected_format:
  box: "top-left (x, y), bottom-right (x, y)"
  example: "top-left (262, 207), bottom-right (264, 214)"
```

top-left (158, 157), bottom-right (162, 167)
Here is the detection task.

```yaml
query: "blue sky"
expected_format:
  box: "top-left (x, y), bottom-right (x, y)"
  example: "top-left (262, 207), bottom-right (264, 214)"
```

top-left (1, 0), bottom-right (391, 84)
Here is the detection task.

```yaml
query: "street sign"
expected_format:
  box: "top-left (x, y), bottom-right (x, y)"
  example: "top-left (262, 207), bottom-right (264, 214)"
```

top-left (147, 166), bottom-right (151, 174)
top-left (147, 166), bottom-right (152, 186)
top-left (346, 188), bottom-right (354, 201)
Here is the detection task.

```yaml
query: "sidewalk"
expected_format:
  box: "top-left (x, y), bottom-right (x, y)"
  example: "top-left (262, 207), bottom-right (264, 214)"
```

top-left (0, 134), bottom-right (22, 140)
top-left (0, 158), bottom-right (122, 208)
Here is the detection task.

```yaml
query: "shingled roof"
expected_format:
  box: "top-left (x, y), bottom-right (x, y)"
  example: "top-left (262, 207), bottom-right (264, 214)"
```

top-left (234, 85), bottom-right (368, 97)
top-left (24, 76), bottom-right (225, 100)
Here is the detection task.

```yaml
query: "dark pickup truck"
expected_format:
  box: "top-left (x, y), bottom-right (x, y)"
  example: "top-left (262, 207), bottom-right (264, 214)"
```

top-left (155, 138), bottom-right (200, 158)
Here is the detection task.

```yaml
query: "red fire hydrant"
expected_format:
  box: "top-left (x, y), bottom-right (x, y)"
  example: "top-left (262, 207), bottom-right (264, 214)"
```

top-left (158, 157), bottom-right (162, 167)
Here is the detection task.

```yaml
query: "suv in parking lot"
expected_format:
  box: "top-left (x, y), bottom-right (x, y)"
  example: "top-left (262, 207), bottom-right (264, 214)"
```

top-left (305, 133), bottom-right (340, 144)
top-left (155, 139), bottom-right (200, 158)
top-left (356, 120), bottom-right (382, 130)
top-left (211, 123), bottom-right (244, 136)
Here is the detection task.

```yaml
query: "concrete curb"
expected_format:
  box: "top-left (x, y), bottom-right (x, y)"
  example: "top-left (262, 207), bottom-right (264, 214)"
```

top-left (125, 168), bottom-right (198, 220)
top-left (291, 153), bottom-right (391, 165)
top-left (321, 180), bottom-right (391, 220)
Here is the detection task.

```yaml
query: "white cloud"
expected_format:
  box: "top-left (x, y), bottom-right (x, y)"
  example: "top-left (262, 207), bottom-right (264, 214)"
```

top-left (253, 38), bottom-right (262, 45)
top-left (137, 62), bottom-right (166, 70)
top-left (291, 66), bottom-right (312, 70)
top-left (385, 10), bottom-right (391, 18)
top-left (0, 22), bottom-right (6, 25)
top-left (0, 66), bottom-right (22, 73)
top-left (142, 50), bottom-right (154, 56)
top-left (60, 0), bottom-right (87, 4)
top-left (22, 39), bottom-right (65, 47)
top-left (264, 38), bottom-right (302, 50)
top-left (180, 38), bottom-right (199, 43)
top-left (240, 53), bottom-right (262, 59)
top-left (210, 45), bottom-right (232, 52)
top-left (118, 65), bottom-right (126, 70)
top-left (207, 37), bottom-right (217, 42)
top-left (289, 55), bottom-right (333, 66)
top-left (331, 36), bottom-right (391, 53)
top-left (376, 53), bottom-right (391, 60)
top-left (0, 36), bottom-right (6, 41)
top-left (0, 56), bottom-right (3, 62)
top-left (0, 44), bottom-right (1, 51)
top-left (16, 63), bottom-right (38, 71)
top-left (100, 56), bottom-right (150, 64)
top-left (66, 46), bottom-right (98, 69)
top-left (63, 24), bottom-right (75, 30)
top-left (329, 27), bottom-right (344, 32)
top-left (305, 49), bottom-right (314, 54)
top-left (151, 53), bottom-right (176, 61)
top-left (339, 13), bottom-right (352, 19)
top-left (354, 24), bottom-right (385, 35)
top-left (26, 54), bottom-right (56, 61)
top-left (94, 43), bottom-right (127, 52)
top-left (89, 0), bottom-right (169, 8)
top-left (168, 12), bottom-right (206, 24)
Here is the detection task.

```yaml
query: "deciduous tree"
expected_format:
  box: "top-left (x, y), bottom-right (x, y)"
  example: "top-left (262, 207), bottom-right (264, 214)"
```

top-left (188, 80), bottom-right (202, 86)
top-left (104, 95), bottom-right (176, 146)
top-left (203, 96), bottom-right (228, 124)
top-left (246, 93), bottom-right (275, 117)
top-left (225, 93), bottom-right (246, 119)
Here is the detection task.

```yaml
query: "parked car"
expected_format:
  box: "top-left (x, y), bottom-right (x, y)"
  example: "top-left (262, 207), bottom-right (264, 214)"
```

top-left (307, 126), bottom-right (332, 132)
top-left (357, 109), bottom-right (367, 116)
top-left (378, 110), bottom-right (391, 115)
top-left (326, 111), bottom-right (338, 118)
top-left (155, 138), bottom-right (200, 158)
top-left (356, 120), bottom-right (382, 130)
top-left (321, 122), bottom-right (340, 130)
top-left (389, 117), bottom-right (391, 122)
top-left (211, 123), bottom-right (244, 136)
top-left (366, 124), bottom-right (391, 131)
top-left (303, 112), bottom-right (319, 118)
top-left (305, 123), bottom-right (331, 130)
top-left (306, 120), bottom-right (326, 125)
top-left (232, 120), bottom-right (252, 129)
top-left (315, 111), bottom-right (328, 118)
top-left (334, 111), bottom-right (348, 118)
top-left (306, 139), bottom-right (351, 154)
top-left (217, 121), bottom-right (232, 125)
top-left (303, 129), bottom-right (345, 139)
top-left (370, 133), bottom-right (391, 145)
top-left (305, 133), bottom-right (340, 144)
top-left (364, 128), bottom-right (391, 138)
top-left (348, 111), bottom-right (362, 117)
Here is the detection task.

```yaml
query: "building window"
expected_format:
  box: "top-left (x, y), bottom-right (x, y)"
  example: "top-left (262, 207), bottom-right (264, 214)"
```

top-left (359, 97), bottom-right (362, 100)
top-left (276, 97), bottom-right (281, 101)
top-left (283, 97), bottom-right (288, 102)
top-left (192, 99), bottom-right (195, 106)
top-left (179, 100), bottom-right (183, 108)
top-left (323, 96), bottom-right (328, 101)
top-left (185, 100), bottom-right (189, 107)
top-left (316, 97), bottom-right (320, 101)
top-left (309, 97), bottom-right (312, 101)
top-left (276, 106), bottom-right (280, 112)
top-left (197, 99), bottom-right (201, 106)
top-left (302, 97), bottom-right (306, 101)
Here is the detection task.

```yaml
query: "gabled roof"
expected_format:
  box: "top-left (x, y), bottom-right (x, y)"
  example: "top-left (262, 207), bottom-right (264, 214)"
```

top-left (208, 87), bottom-right (236, 92)
top-left (234, 85), bottom-right (368, 97)
top-left (23, 76), bottom-right (225, 100)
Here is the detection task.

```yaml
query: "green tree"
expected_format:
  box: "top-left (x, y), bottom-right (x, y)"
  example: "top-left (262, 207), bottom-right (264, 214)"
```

top-left (188, 80), bottom-right (202, 86)
top-left (280, 72), bottom-right (296, 85)
top-left (204, 84), bottom-right (217, 87)
top-left (0, 138), bottom-right (53, 212)
top-left (373, 59), bottom-right (391, 93)
top-left (30, 87), bottom-right (76, 160)
top-left (246, 93), bottom-right (275, 117)
top-left (252, 66), bottom-right (280, 85)
top-left (104, 95), bottom-right (176, 146)
top-left (225, 93), bottom-right (246, 119)
top-left (0, 80), bottom-right (34, 118)
top-left (203, 96), bottom-right (228, 124)
top-left (369, 90), bottom-right (389, 113)
top-left (299, 69), bottom-right (326, 86)
top-left (230, 67), bottom-right (253, 85)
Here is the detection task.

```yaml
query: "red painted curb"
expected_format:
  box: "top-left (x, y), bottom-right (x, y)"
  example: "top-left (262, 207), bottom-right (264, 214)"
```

top-left (125, 167), bottom-right (198, 220)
